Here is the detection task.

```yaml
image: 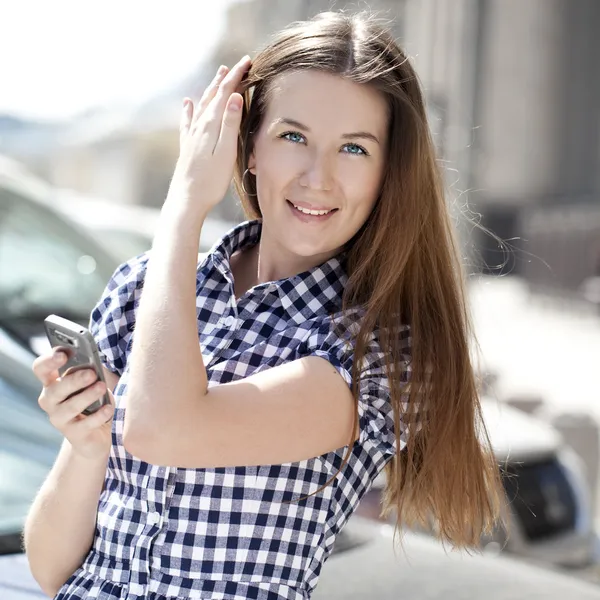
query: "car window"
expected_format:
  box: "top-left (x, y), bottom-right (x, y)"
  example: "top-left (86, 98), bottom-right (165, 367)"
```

top-left (0, 187), bottom-right (114, 322)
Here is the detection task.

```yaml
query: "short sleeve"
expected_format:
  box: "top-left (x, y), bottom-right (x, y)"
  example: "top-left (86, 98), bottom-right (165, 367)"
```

top-left (89, 253), bottom-right (149, 376)
top-left (308, 314), bottom-right (412, 458)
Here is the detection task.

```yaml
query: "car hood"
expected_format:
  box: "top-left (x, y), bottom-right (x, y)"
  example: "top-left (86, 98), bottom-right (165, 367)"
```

top-left (480, 397), bottom-right (561, 462)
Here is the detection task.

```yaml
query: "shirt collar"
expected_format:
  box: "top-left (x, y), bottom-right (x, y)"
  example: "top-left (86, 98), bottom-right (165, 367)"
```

top-left (210, 219), bottom-right (348, 324)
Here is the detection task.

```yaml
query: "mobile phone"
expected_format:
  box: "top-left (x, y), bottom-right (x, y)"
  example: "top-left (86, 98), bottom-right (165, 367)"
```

top-left (43, 314), bottom-right (111, 415)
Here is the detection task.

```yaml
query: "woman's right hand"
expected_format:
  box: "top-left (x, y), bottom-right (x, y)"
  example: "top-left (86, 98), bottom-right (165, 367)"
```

top-left (33, 350), bottom-right (115, 460)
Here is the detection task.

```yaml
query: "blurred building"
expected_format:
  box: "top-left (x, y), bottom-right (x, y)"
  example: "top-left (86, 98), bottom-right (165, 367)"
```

top-left (403, 0), bottom-right (600, 294)
top-left (212, 0), bottom-right (404, 64)
top-left (48, 98), bottom-right (182, 210)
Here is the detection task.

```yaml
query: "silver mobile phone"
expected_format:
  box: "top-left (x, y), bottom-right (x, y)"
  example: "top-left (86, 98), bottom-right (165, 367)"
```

top-left (43, 314), bottom-right (111, 415)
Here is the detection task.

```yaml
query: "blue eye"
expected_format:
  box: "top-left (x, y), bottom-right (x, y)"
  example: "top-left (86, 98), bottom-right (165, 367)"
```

top-left (342, 143), bottom-right (368, 156)
top-left (280, 131), bottom-right (306, 144)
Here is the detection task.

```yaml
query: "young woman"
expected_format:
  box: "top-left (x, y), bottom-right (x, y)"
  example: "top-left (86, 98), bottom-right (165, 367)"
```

top-left (26, 11), bottom-right (503, 600)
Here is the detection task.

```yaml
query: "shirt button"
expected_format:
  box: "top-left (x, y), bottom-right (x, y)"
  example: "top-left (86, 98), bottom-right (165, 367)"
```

top-left (148, 512), bottom-right (160, 526)
top-left (223, 316), bottom-right (235, 327)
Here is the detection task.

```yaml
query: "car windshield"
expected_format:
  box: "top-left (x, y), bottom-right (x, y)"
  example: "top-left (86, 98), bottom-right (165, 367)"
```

top-left (0, 186), bottom-right (115, 328)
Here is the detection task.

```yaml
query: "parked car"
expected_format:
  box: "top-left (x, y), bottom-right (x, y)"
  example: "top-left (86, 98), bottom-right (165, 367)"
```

top-left (52, 188), bottom-right (234, 265)
top-left (0, 329), bottom-right (60, 555)
top-left (0, 156), bottom-right (224, 354)
top-left (0, 159), bottom-right (116, 355)
top-left (314, 517), bottom-right (600, 599)
top-left (355, 396), bottom-right (598, 569)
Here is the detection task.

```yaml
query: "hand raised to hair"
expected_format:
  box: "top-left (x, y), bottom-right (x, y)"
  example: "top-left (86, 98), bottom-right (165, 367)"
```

top-left (165, 56), bottom-right (251, 222)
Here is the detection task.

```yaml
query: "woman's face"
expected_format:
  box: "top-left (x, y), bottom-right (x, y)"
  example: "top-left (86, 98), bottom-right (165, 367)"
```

top-left (248, 69), bottom-right (389, 259)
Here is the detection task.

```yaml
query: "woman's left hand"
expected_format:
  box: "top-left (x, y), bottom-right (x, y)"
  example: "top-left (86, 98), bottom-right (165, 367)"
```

top-left (165, 55), bottom-right (251, 222)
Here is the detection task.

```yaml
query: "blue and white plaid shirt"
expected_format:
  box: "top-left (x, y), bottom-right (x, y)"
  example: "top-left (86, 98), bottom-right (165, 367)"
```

top-left (55, 219), bottom-right (410, 600)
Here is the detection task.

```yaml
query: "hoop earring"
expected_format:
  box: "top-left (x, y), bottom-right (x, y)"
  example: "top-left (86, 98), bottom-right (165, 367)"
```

top-left (241, 168), bottom-right (257, 197)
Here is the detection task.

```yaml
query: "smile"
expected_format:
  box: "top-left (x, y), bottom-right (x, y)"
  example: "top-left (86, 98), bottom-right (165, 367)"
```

top-left (286, 200), bottom-right (339, 222)
top-left (291, 204), bottom-right (334, 216)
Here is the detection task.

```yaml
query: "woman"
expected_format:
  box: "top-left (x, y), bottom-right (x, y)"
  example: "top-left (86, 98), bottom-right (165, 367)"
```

top-left (26, 10), bottom-right (503, 600)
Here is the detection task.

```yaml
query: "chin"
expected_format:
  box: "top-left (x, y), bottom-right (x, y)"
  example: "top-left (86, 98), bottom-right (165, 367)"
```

top-left (265, 209), bottom-right (347, 259)
top-left (285, 235), bottom-right (343, 262)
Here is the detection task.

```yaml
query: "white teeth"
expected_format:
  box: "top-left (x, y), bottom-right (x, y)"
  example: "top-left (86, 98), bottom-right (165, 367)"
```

top-left (292, 204), bottom-right (333, 216)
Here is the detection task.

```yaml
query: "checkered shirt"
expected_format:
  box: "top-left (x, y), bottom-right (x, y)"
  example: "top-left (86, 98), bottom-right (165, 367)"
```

top-left (55, 219), bottom-right (411, 600)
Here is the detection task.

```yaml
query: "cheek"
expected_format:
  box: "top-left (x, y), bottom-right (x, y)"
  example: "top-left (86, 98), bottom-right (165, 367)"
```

top-left (255, 140), bottom-right (305, 180)
top-left (339, 160), bottom-right (383, 211)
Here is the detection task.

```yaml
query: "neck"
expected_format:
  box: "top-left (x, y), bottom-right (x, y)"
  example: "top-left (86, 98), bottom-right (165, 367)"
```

top-left (250, 228), bottom-right (340, 286)
top-left (232, 226), bottom-right (343, 299)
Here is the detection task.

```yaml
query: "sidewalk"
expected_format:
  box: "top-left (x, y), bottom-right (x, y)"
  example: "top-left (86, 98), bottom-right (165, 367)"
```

top-left (470, 276), bottom-right (600, 418)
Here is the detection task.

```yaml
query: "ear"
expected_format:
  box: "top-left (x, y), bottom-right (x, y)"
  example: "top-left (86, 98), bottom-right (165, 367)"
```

top-left (247, 151), bottom-right (257, 175)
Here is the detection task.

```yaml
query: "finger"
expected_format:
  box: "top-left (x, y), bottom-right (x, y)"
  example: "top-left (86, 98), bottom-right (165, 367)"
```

top-left (193, 65), bottom-right (229, 125)
top-left (214, 93), bottom-right (243, 158)
top-left (50, 382), bottom-right (110, 429)
top-left (32, 349), bottom-right (68, 387)
top-left (202, 56), bottom-right (251, 137)
top-left (179, 98), bottom-right (193, 147)
top-left (217, 56), bottom-right (251, 99)
top-left (39, 368), bottom-right (99, 413)
top-left (234, 68), bottom-right (251, 97)
top-left (66, 401), bottom-right (115, 435)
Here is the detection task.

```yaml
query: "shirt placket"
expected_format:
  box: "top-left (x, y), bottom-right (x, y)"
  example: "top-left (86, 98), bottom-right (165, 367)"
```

top-left (201, 260), bottom-right (240, 362)
top-left (205, 295), bottom-right (243, 369)
top-left (205, 304), bottom-right (239, 364)
top-left (127, 464), bottom-right (171, 596)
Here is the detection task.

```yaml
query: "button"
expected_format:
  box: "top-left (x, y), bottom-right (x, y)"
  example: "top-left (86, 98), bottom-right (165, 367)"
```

top-left (147, 512), bottom-right (160, 526)
top-left (267, 284), bottom-right (277, 293)
top-left (223, 316), bottom-right (235, 327)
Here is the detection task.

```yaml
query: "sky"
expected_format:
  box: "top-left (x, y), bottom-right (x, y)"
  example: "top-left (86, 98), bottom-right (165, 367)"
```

top-left (0, 0), bottom-right (241, 122)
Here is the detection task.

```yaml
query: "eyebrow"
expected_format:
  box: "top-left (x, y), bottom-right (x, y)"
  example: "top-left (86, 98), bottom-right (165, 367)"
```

top-left (273, 117), bottom-right (381, 145)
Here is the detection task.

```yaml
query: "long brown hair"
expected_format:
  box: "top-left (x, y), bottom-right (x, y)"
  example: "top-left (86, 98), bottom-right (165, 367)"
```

top-left (233, 11), bottom-right (505, 550)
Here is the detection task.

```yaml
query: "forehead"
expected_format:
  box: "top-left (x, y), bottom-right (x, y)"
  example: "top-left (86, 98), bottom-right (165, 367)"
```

top-left (262, 70), bottom-right (388, 138)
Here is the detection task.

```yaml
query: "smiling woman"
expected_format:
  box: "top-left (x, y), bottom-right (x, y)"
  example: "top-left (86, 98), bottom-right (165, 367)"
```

top-left (24, 10), bottom-right (504, 600)
top-left (240, 70), bottom-right (388, 262)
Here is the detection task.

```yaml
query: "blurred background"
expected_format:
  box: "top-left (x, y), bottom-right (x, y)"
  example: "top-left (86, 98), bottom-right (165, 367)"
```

top-left (1, 0), bottom-right (600, 598)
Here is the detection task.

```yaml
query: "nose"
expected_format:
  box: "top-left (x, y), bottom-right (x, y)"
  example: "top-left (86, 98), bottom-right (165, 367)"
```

top-left (298, 151), bottom-right (334, 192)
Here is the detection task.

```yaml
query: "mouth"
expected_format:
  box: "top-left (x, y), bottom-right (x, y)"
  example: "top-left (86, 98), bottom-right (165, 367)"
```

top-left (286, 200), bottom-right (339, 222)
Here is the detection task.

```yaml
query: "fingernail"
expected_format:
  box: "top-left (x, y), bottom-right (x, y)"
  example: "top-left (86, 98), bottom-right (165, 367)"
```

top-left (54, 351), bottom-right (67, 363)
top-left (218, 65), bottom-right (227, 76)
top-left (229, 96), bottom-right (242, 111)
